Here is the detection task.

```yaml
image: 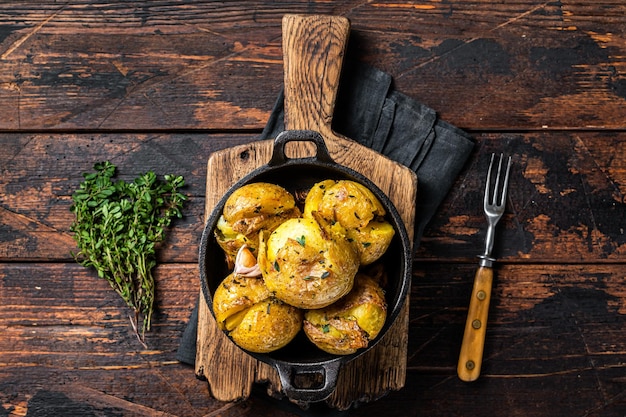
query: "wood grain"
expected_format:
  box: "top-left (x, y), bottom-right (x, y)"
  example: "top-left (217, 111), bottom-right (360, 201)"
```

top-left (1, 2), bottom-right (626, 130)
top-left (2, 131), bottom-right (625, 264)
top-left (2, 2), bottom-right (626, 416)
top-left (3, 262), bottom-right (626, 416)
top-left (457, 265), bottom-right (494, 381)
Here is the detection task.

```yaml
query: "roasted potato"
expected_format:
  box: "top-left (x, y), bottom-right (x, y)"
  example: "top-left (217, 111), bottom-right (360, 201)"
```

top-left (215, 182), bottom-right (300, 264)
top-left (345, 220), bottom-right (396, 265)
top-left (229, 298), bottom-right (303, 353)
top-left (303, 180), bottom-right (394, 265)
top-left (303, 273), bottom-right (387, 355)
top-left (258, 215), bottom-right (359, 309)
top-left (212, 271), bottom-right (302, 353)
top-left (212, 272), bottom-right (271, 331)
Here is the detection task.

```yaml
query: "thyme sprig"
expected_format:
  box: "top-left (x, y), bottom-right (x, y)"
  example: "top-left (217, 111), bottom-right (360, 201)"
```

top-left (69, 161), bottom-right (186, 347)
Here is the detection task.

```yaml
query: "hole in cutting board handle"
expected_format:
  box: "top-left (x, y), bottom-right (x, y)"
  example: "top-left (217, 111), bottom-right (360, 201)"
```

top-left (269, 130), bottom-right (335, 166)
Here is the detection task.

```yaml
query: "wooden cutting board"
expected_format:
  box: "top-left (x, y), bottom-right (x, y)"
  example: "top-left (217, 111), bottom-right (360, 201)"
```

top-left (195, 14), bottom-right (417, 410)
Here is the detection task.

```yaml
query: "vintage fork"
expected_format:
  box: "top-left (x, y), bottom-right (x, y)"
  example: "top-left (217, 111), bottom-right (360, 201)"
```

top-left (457, 153), bottom-right (512, 382)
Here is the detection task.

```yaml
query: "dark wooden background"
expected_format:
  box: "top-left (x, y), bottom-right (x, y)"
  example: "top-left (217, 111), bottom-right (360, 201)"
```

top-left (1, 2), bottom-right (626, 416)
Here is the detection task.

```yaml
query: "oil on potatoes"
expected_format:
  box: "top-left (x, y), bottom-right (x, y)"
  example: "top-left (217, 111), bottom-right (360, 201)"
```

top-left (211, 180), bottom-right (395, 355)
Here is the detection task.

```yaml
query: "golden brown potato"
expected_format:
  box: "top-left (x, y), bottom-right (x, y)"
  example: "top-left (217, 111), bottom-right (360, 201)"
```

top-left (258, 215), bottom-right (359, 309)
top-left (303, 180), bottom-right (394, 265)
top-left (345, 220), bottom-right (395, 266)
top-left (303, 274), bottom-right (387, 355)
top-left (215, 182), bottom-right (300, 263)
top-left (212, 272), bottom-right (271, 331)
top-left (308, 180), bottom-right (384, 229)
top-left (212, 272), bottom-right (302, 353)
top-left (229, 298), bottom-right (303, 353)
top-left (302, 179), bottom-right (336, 219)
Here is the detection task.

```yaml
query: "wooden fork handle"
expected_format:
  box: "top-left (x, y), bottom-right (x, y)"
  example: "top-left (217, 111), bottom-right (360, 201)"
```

top-left (457, 265), bottom-right (493, 382)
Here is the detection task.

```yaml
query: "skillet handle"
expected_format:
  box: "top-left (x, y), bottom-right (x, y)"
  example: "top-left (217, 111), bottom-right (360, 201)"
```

top-left (274, 360), bottom-right (342, 404)
top-left (269, 129), bottom-right (334, 166)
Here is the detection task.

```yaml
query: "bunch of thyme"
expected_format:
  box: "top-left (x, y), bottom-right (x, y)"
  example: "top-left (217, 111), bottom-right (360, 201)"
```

top-left (70, 161), bottom-right (186, 347)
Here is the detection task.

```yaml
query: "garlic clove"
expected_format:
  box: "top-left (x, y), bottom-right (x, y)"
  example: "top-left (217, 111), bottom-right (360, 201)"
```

top-left (234, 245), bottom-right (261, 277)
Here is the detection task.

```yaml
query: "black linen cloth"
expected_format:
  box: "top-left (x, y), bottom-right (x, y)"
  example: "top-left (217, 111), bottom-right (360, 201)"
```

top-left (176, 60), bottom-right (475, 366)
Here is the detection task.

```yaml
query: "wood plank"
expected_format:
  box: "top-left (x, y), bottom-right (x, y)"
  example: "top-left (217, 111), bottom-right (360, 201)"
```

top-left (3, 262), bottom-right (626, 416)
top-left (0, 2), bottom-right (625, 130)
top-left (417, 131), bottom-right (626, 262)
top-left (0, 132), bottom-right (254, 263)
top-left (363, 262), bottom-right (626, 417)
top-left (2, 131), bottom-right (625, 264)
top-left (0, 263), bottom-right (198, 350)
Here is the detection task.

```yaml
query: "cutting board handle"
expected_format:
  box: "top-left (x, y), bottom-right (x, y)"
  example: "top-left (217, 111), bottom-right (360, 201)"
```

top-left (282, 14), bottom-right (350, 138)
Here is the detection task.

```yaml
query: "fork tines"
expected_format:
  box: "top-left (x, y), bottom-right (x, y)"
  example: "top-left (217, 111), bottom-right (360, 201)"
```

top-left (485, 153), bottom-right (512, 209)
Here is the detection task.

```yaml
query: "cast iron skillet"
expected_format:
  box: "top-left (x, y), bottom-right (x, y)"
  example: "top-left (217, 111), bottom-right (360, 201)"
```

top-left (199, 130), bottom-right (412, 403)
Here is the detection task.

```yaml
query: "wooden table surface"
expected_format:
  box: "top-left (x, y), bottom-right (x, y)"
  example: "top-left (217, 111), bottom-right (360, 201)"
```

top-left (2, 2), bottom-right (626, 416)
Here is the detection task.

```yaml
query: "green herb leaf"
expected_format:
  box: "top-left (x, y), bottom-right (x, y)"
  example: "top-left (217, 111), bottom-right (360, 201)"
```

top-left (69, 161), bottom-right (186, 347)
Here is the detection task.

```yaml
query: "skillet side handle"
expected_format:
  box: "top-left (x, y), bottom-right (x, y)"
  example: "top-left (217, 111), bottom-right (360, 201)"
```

top-left (269, 130), bottom-right (334, 166)
top-left (282, 14), bottom-right (350, 136)
top-left (274, 360), bottom-right (342, 404)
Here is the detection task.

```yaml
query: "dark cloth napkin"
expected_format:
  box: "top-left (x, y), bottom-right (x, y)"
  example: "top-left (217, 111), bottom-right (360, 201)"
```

top-left (176, 60), bottom-right (474, 368)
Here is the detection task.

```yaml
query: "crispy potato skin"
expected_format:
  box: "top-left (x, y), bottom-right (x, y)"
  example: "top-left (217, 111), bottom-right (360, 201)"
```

top-left (346, 220), bottom-right (395, 265)
top-left (258, 217), bottom-right (359, 309)
top-left (229, 298), bottom-right (303, 353)
top-left (210, 179), bottom-right (396, 355)
top-left (212, 272), bottom-right (302, 353)
top-left (215, 182), bottom-right (300, 262)
top-left (303, 274), bottom-right (387, 355)
top-left (212, 273), bottom-right (271, 328)
top-left (303, 180), bottom-right (394, 265)
top-left (223, 182), bottom-right (297, 221)
top-left (302, 179), bottom-right (336, 219)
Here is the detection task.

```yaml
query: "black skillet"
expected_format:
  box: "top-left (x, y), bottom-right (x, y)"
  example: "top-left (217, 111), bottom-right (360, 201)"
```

top-left (199, 129), bottom-right (412, 403)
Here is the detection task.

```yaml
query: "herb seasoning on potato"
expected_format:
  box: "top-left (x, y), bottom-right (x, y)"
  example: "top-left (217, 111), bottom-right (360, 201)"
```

top-left (303, 180), bottom-right (395, 265)
top-left (303, 273), bottom-right (387, 355)
top-left (210, 180), bottom-right (394, 355)
top-left (258, 216), bottom-right (359, 309)
top-left (214, 182), bottom-right (301, 266)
